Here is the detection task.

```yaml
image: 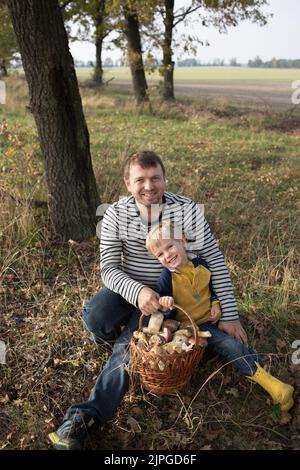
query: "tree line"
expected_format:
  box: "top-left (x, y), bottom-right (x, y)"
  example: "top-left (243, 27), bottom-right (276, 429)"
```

top-left (2, 1), bottom-right (270, 102)
top-left (248, 56), bottom-right (300, 69)
top-left (5, 0), bottom-right (270, 241)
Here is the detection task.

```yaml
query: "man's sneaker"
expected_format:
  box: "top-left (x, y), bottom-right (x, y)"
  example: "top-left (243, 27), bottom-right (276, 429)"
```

top-left (48, 414), bottom-right (96, 450)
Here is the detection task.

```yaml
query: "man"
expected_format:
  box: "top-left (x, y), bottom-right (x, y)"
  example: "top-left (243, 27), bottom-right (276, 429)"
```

top-left (49, 150), bottom-right (246, 450)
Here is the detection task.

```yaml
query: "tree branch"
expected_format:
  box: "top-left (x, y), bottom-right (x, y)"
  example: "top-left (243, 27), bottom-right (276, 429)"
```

top-left (173, 5), bottom-right (202, 27)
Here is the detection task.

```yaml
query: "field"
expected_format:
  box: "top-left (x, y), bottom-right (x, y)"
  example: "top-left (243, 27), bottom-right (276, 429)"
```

top-left (76, 66), bottom-right (300, 82)
top-left (0, 74), bottom-right (300, 450)
top-left (77, 66), bottom-right (300, 109)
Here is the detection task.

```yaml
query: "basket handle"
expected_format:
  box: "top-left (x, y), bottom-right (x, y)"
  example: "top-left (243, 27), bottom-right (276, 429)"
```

top-left (138, 303), bottom-right (199, 346)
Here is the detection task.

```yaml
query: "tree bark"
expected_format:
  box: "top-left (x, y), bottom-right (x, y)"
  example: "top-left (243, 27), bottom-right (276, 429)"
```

top-left (162, 0), bottom-right (175, 101)
top-left (0, 59), bottom-right (8, 77)
top-left (93, 0), bottom-right (105, 86)
top-left (123, 4), bottom-right (149, 106)
top-left (8, 0), bottom-right (100, 241)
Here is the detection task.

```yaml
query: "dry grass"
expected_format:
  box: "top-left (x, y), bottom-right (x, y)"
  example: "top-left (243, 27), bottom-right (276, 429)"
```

top-left (0, 77), bottom-right (299, 450)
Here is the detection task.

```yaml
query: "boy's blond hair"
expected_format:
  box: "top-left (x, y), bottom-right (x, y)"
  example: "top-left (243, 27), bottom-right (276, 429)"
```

top-left (146, 221), bottom-right (183, 253)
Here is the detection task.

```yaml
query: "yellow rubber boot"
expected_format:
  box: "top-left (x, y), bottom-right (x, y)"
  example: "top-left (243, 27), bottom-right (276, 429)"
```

top-left (247, 363), bottom-right (294, 412)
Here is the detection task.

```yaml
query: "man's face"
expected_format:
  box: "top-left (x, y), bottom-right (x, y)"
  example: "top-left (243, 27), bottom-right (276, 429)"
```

top-left (124, 163), bottom-right (166, 207)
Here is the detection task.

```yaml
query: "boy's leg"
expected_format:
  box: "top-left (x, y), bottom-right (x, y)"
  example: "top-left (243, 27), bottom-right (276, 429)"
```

top-left (199, 323), bottom-right (263, 376)
top-left (198, 323), bottom-right (294, 411)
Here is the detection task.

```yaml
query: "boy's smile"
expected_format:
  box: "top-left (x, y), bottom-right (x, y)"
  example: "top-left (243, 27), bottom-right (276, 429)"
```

top-left (151, 238), bottom-right (188, 270)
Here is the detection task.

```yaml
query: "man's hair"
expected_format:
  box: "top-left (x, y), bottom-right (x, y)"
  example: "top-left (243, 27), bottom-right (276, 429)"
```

top-left (123, 150), bottom-right (166, 179)
top-left (146, 221), bottom-right (183, 254)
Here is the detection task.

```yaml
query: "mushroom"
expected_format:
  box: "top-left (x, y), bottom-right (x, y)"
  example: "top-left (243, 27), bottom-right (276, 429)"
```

top-left (197, 331), bottom-right (212, 338)
top-left (162, 326), bottom-right (173, 343)
top-left (162, 319), bottom-right (180, 333)
top-left (188, 336), bottom-right (208, 347)
top-left (148, 334), bottom-right (166, 347)
top-left (148, 312), bottom-right (164, 332)
top-left (163, 341), bottom-right (184, 354)
top-left (174, 328), bottom-right (193, 338)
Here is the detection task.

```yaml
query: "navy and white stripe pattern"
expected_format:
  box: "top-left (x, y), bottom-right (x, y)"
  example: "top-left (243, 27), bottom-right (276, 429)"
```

top-left (100, 192), bottom-right (238, 321)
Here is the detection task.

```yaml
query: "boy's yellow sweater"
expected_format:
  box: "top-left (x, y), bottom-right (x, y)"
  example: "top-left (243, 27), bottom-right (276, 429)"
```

top-left (156, 257), bottom-right (220, 325)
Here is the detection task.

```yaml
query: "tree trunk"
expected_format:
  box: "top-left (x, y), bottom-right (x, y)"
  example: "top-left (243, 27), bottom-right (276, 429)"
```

top-left (0, 59), bottom-right (8, 77)
top-left (93, 0), bottom-right (105, 86)
top-left (162, 0), bottom-right (175, 101)
top-left (8, 0), bottom-right (100, 242)
top-left (123, 4), bottom-right (149, 106)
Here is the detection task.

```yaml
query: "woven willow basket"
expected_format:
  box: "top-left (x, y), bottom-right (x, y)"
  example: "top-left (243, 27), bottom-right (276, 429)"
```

top-left (130, 304), bottom-right (205, 394)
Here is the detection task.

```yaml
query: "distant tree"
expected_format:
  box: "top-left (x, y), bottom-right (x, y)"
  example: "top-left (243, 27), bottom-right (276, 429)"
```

top-left (229, 57), bottom-right (240, 66)
top-left (213, 57), bottom-right (225, 66)
top-left (156, 0), bottom-right (270, 100)
top-left (251, 55), bottom-right (263, 67)
top-left (248, 56), bottom-right (300, 69)
top-left (60, 0), bottom-right (112, 86)
top-left (8, 0), bottom-right (100, 241)
top-left (0, 1), bottom-right (18, 76)
top-left (177, 58), bottom-right (199, 67)
top-left (122, 1), bottom-right (150, 106)
top-left (103, 56), bottom-right (114, 67)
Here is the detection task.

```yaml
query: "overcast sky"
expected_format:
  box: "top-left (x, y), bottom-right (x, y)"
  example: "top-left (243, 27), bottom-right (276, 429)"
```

top-left (70, 0), bottom-right (300, 64)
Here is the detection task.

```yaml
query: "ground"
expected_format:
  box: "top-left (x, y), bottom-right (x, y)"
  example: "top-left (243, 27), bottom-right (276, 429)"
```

top-left (0, 70), bottom-right (300, 449)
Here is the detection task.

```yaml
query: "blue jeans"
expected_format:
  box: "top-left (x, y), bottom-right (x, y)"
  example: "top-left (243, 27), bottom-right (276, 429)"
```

top-left (199, 323), bottom-right (263, 376)
top-left (65, 288), bottom-right (140, 425)
top-left (64, 288), bottom-right (263, 426)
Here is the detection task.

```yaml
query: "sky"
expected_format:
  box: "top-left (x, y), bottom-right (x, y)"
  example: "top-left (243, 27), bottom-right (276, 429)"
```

top-left (69, 0), bottom-right (300, 65)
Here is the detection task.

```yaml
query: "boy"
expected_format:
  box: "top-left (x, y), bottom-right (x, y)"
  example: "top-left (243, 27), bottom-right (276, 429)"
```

top-left (146, 221), bottom-right (294, 412)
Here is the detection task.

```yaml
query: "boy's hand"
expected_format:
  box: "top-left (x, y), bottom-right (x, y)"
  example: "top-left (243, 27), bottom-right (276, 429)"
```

top-left (159, 296), bottom-right (174, 311)
top-left (209, 303), bottom-right (221, 324)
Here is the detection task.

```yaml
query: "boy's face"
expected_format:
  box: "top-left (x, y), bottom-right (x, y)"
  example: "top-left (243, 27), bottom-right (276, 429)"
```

top-left (151, 238), bottom-right (188, 270)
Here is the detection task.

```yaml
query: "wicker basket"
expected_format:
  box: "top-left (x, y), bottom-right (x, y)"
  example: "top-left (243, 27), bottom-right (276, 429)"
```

top-left (130, 304), bottom-right (205, 394)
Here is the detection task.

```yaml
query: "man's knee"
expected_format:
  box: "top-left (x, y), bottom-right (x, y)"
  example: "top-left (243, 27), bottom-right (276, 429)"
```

top-left (82, 288), bottom-right (133, 340)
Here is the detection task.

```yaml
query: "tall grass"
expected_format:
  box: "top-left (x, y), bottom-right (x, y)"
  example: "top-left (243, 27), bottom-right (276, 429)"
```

top-left (0, 76), bottom-right (299, 450)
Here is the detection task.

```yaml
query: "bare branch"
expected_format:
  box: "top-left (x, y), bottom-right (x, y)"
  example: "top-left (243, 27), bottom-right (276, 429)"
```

top-left (173, 5), bottom-right (202, 27)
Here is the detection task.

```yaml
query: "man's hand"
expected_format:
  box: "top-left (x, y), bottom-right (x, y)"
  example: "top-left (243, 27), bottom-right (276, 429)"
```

top-left (209, 303), bottom-right (222, 324)
top-left (218, 319), bottom-right (248, 345)
top-left (137, 287), bottom-right (160, 316)
top-left (159, 296), bottom-right (174, 311)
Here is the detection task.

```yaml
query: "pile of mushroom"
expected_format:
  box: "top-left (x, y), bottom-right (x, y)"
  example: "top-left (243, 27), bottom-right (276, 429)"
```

top-left (132, 312), bottom-right (211, 371)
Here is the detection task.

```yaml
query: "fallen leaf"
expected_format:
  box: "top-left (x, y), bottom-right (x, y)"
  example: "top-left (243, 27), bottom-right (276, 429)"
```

top-left (0, 394), bottom-right (10, 404)
top-left (205, 430), bottom-right (220, 441)
top-left (225, 387), bottom-right (239, 398)
top-left (200, 444), bottom-right (212, 450)
top-left (279, 412), bottom-right (292, 426)
top-left (126, 416), bottom-right (141, 433)
top-left (276, 339), bottom-right (285, 350)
